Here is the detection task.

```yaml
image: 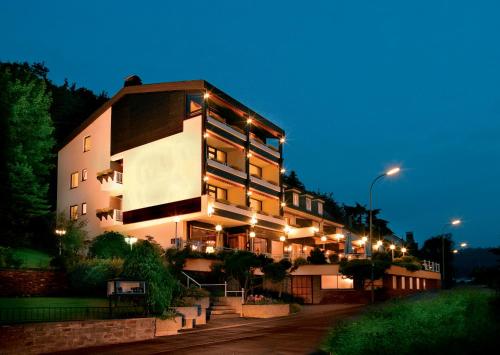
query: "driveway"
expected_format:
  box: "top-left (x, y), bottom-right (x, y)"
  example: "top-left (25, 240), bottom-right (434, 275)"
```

top-left (52, 304), bottom-right (364, 355)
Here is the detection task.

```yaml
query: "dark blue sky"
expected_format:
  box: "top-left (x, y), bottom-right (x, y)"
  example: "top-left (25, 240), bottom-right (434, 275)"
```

top-left (1, 1), bottom-right (499, 247)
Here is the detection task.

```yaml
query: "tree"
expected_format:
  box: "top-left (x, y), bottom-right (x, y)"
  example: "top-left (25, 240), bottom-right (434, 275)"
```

top-left (307, 247), bottom-right (328, 264)
top-left (223, 250), bottom-right (270, 298)
top-left (262, 259), bottom-right (292, 297)
top-left (340, 258), bottom-right (390, 290)
top-left (88, 231), bottom-right (130, 259)
top-left (419, 234), bottom-right (455, 288)
top-left (0, 65), bottom-right (55, 244)
top-left (50, 213), bottom-right (88, 269)
top-left (283, 170), bottom-right (305, 190)
top-left (122, 238), bottom-right (178, 315)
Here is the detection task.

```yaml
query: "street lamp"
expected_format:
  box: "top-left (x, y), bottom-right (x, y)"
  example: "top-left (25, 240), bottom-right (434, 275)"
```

top-left (215, 224), bottom-right (223, 249)
top-left (401, 247), bottom-right (407, 256)
top-left (55, 228), bottom-right (66, 256)
top-left (124, 237), bottom-right (138, 250)
top-left (441, 219), bottom-right (461, 288)
top-left (389, 244), bottom-right (396, 260)
top-left (321, 235), bottom-right (327, 249)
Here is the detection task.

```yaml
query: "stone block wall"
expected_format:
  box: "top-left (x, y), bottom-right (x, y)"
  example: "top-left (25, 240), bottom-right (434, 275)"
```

top-left (0, 318), bottom-right (155, 354)
top-left (0, 269), bottom-right (68, 296)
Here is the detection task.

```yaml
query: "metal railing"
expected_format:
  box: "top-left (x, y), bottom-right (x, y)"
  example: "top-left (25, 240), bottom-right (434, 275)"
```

top-left (0, 306), bottom-right (147, 325)
top-left (181, 272), bottom-right (244, 300)
top-left (422, 260), bottom-right (440, 272)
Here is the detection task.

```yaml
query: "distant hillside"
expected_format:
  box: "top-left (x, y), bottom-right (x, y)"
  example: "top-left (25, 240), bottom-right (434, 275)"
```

top-left (453, 247), bottom-right (499, 278)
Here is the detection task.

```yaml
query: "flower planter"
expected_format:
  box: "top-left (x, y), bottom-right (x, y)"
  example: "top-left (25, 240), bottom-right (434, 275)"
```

top-left (173, 306), bottom-right (203, 329)
top-left (183, 296), bottom-right (210, 309)
top-left (155, 316), bottom-right (183, 336)
top-left (242, 304), bottom-right (290, 318)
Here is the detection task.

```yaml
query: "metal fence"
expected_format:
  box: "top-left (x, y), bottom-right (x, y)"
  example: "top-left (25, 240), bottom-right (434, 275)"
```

top-left (0, 306), bottom-right (147, 325)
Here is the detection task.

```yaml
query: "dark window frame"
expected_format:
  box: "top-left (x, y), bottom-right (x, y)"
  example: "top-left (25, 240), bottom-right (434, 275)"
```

top-left (187, 93), bottom-right (203, 118)
top-left (249, 163), bottom-right (262, 178)
top-left (81, 168), bottom-right (88, 182)
top-left (207, 184), bottom-right (228, 201)
top-left (70, 205), bottom-right (78, 221)
top-left (81, 202), bottom-right (87, 215)
top-left (250, 198), bottom-right (263, 212)
top-left (207, 145), bottom-right (227, 164)
top-left (83, 135), bottom-right (91, 152)
top-left (70, 171), bottom-right (79, 189)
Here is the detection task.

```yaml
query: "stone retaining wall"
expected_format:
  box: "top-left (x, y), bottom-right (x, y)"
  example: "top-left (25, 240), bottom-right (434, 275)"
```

top-left (0, 318), bottom-right (155, 354)
top-left (0, 269), bottom-right (68, 296)
top-left (242, 304), bottom-right (290, 318)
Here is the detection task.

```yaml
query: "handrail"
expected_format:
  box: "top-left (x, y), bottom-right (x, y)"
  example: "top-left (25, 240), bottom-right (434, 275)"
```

top-left (181, 271), bottom-right (201, 288)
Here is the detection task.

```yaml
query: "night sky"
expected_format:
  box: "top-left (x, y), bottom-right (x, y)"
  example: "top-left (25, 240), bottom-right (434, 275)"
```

top-left (1, 1), bottom-right (499, 247)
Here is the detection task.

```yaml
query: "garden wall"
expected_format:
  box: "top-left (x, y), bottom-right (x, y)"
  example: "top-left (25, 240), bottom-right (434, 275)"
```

top-left (0, 318), bottom-right (155, 354)
top-left (242, 304), bottom-right (289, 318)
top-left (0, 269), bottom-right (68, 296)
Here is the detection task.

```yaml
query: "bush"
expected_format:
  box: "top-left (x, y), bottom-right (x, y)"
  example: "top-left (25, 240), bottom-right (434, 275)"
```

top-left (340, 258), bottom-right (390, 290)
top-left (322, 289), bottom-right (500, 354)
top-left (290, 303), bottom-right (302, 313)
top-left (0, 246), bottom-right (23, 268)
top-left (68, 258), bottom-right (123, 296)
top-left (122, 239), bottom-right (179, 315)
top-left (307, 247), bottom-right (327, 264)
top-left (328, 253), bottom-right (340, 263)
top-left (293, 257), bottom-right (308, 270)
top-left (88, 232), bottom-right (130, 259)
top-left (393, 255), bottom-right (422, 271)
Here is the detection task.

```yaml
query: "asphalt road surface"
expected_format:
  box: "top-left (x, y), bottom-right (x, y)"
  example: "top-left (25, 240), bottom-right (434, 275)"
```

top-left (52, 304), bottom-right (364, 355)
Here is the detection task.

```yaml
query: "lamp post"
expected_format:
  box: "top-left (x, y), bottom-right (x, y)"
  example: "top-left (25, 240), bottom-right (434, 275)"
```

top-left (401, 247), bottom-right (407, 256)
top-left (441, 219), bottom-right (461, 288)
top-left (174, 217), bottom-right (180, 249)
top-left (55, 228), bottom-right (66, 256)
top-left (389, 244), bottom-right (396, 260)
top-left (215, 224), bottom-right (223, 249)
top-left (368, 167), bottom-right (400, 304)
top-left (124, 237), bottom-right (138, 250)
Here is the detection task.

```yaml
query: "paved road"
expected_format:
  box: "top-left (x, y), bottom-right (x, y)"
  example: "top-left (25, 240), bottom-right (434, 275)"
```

top-left (53, 304), bottom-right (364, 355)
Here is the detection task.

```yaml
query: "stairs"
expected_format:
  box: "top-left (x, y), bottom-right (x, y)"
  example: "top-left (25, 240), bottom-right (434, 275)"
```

top-left (210, 301), bottom-right (239, 319)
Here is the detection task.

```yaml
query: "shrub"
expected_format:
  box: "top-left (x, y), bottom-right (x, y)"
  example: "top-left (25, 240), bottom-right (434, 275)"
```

top-left (122, 239), bottom-right (179, 315)
top-left (88, 232), bottom-right (130, 259)
top-left (340, 258), bottom-right (390, 289)
top-left (290, 303), bottom-right (302, 313)
top-left (68, 258), bottom-right (123, 296)
top-left (246, 294), bottom-right (282, 304)
top-left (307, 247), bottom-right (327, 264)
top-left (0, 246), bottom-right (23, 268)
top-left (328, 253), bottom-right (340, 263)
top-left (293, 257), bottom-right (308, 270)
top-left (393, 255), bottom-right (422, 271)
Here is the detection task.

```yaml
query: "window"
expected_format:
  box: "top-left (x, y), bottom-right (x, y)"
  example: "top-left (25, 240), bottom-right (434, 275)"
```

top-left (392, 276), bottom-right (397, 289)
top-left (207, 184), bottom-right (227, 201)
top-left (81, 169), bottom-right (88, 181)
top-left (317, 202), bottom-right (323, 215)
top-left (409, 277), bottom-right (413, 289)
top-left (321, 275), bottom-right (354, 289)
top-left (187, 94), bottom-right (203, 117)
top-left (83, 136), bottom-right (91, 152)
top-left (207, 146), bottom-right (227, 164)
top-left (249, 164), bottom-right (262, 178)
top-left (306, 197), bottom-right (312, 211)
top-left (70, 205), bottom-right (78, 221)
top-left (416, 278), bottom-right (420, 290)
top-left (293, 193), bottom-right (299, 206)
top-left (401, 276), bottom-right (406, 290)
top-left (81, 202), bottom-right (87, 215)
top-left (250, 198), bottom-right (263, 212)
top-left (70, 172), bottom-right (79, 189)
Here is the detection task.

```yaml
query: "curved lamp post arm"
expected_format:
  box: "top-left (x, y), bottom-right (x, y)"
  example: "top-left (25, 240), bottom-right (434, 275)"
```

top-left (369, 173), bottom-right (386, 242)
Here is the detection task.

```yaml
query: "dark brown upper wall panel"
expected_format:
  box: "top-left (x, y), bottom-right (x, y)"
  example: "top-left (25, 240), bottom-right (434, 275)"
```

top-left (111, 91), bottom-right (186, 155)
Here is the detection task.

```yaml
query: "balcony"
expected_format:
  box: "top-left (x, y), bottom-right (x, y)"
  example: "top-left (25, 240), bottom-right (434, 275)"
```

top-left (97, 170), bottom-right (123, 196)
top-left (207, 158), bottom-right (247, 183)
top-left (96, 208), bottom-right (123, 228)
top-left (250, 175), bottom-right (280, 195)
top-left (250, 138), bottom-right (280, 162)
top-left (207, 116), bottom-right (246, 145)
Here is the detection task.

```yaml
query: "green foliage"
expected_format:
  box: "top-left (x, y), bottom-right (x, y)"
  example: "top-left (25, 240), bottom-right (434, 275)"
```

top-left (290, 303), bottom-right (302, 314)
top-left (50, 213), bottom-right (87, 269)
top-left (393, 255), bottom-right (423, 271)
top-left (68, 258), bottom-right (123, 296)
top-left (262, 259), bottom-right (292, 283)
top-left (420, 235), bottom-right (455, 287)
top-left (0, 246), bottom-right (23, 268)
top-left (223, 250), bottom-right (264, 290)
top-left (283, 170), bottom-right (305, 190)
top-left (122, 239), bottom-right (179, 315)
top-left (88, 232), bottom-right (130, 259)
top-left (11, 247), bottom-right (52, 268)
top-left (0, 64), bottom-right (55, 243)
top-left (340, 258), bottom-right (390, 289)
top-left (322, 289), bottom-right (500, 354)
top-left (328, 253), bottom-right (340, 263)
top-left (307, 247), bottom-right (328, 264)
top-left (165, 246), bottom-right (218, 277)
top-left (293, 257), bottom-right (308, 269)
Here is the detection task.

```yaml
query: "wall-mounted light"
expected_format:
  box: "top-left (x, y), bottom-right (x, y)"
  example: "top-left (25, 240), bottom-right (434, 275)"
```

top-left (250, 216), bottom-right (258, 225)
top-left (215, 224), bottom-right (223, 232)
top-left (249, 231), bottom-right (256, 238)
top-left (280, 137), bottom-right (286, 144)
top-left (203, 92), bottom-right (210, 100)
top-left (207, 204), bottom-right (214, 216)
top-left (280, 168), bottom-right (286, 174)
top-left (203, 176), bottom-right (209, 182)
top-left (389, 244), bottom-right (396, 250)
top-left (203, 132), bottom-right (209, 139)
top-left (247, 153), bottom-right (253, 158)
top-left (279, 235), bottom-right (286, 242)
top-left (280, 202), bottom-right (286, 207)
top-left (247, 118), bottom-right (253, 124)
top-left (320, 236), bottom-right (327, 242)
top-left (247, 191), bottom-right (252, 196)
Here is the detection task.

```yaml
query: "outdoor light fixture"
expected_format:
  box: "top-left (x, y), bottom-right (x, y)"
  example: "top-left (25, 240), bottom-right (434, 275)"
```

top-left (376, 240), bottom-right (383, 247)
top-left (247, 118), bottom-right (253, 124)
top-left (386, 167), bottom-right (401, 176)
top-left (280, 137), bottom-right (286, 144)
top-left (280, 202), bottom-right (286, 207)
top-left (401, 247), bottom-right (407, 256)
top-left (284, 225), bottom-right (292, 233)
top-left (311, 226), bottom-right (320, 233)
top-left (334, 233), bottom-right (344, 241)
top-left (247, 191), bottom-right (252, 196)
top-left (124, 237), bottom-right (138, 250)
top-left (250, 216), bottom-right (258, 225)
top-left (279, 235), bottom-right (286, 242)
top-left (203, 176), bottom-right (209, 182)
top-left (361, 236), bottom-right (368, 242)
top-left (280, 168), bottom-right (286, 174)
top-left (207, 204), bottom-right (214, 216)
top-left (303, 246), bottom-right (308, 252)
top-left (247, 153), bottom-right (252, 158)
top-left (206, 246), bottom-right (215, 254)
top-left (203, 92), bottom-right (210, 99)
top-left (174, 216), bottom-right (181, 223)
top-left (215, 224), bottom-right (223, 232)
top-left (249, 231), bottom-right (256, 238)
top-left (320, 236), bottom-right (327, 242)
top-left (460, 242), bottom-right (467, 248)
top-left (339, 253), bottom-right (343, 258)
top-left (451, 219), bottom-right (461, 225)
top-left (191, 245), bottom-right (198, 250)
top-left (203, 132), bottom-right (209, 138)
top-left (453, 249), bottom-right (459, 254)
top-left (389, 244), bottom-right (396, 250)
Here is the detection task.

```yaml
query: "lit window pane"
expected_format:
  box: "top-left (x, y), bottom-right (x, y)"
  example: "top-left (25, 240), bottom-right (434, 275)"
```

top-left (83, 136), bottom-right (91, 152)
top-left (71, 172), bottom-right (79, 189)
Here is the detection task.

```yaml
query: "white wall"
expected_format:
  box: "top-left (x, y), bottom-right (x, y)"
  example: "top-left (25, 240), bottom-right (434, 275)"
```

top-left (57, 109), bottom-right (112, 239)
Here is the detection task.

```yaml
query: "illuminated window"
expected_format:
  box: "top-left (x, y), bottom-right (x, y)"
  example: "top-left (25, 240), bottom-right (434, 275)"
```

top-left (317, 202), bottom-right (323, 215)
top-left (401, 276), bottom-right (406, 290)
top-left (207, 146), bottom-right (227, 164)
top-left (82, 202), bottom-right (87, 215)
top-left (187, 94), bottom-right (203, 117)
top-left (409, 277), bottom-right (413, 289)
top-left (250, 198), bottom-right (263, 212)
top-left (293, 193), bottom-right (299, 206)
top-left (416, 278), bottom-right (420, 290)
top-left (306, 197), bottom-right (312, 211)
top-left (82, 169), bottom-right (88, 181)
top-left (392, 276), bottom-right (397, 289)
top-left (321, 275), bottom-right (353, 289)
top-left (70, 205), bottom-right (78, 221)
top-left (249, 164), bottom-right (262, 178)
top-left (207, 184), bottom-right (227, 201)
top-left (83, 136), bottom-right (91, 152)
top-left (70, 172), bottom-right (79, 189)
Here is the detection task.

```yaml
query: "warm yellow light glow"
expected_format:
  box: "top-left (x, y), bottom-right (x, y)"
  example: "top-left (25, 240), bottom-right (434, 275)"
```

top-left (215, 224), bottom-right (222, 232)
top-left (335, 233), bottom-right (345, 240)
top-left (280, 137), bottom-right (286, 144)
top-left (206, 246), bottom-right (215, 254)
top-left (376, 240), bottom-right (383, 247)
top-left (250, 216), bottom-right (258, 225)
top-left (247, 191), bottom-right (252, 196)
top-left (203, 176), bottom-right (209, 182)
top-left (311, 226), bottom-right (320, 233)
top-left (320, 236), bottom-right (327, 242)
top-left (247, 118), bottom-right (253, 124)
top-left (249, 231), bottom-right (256, 238)
top-left (280, 168), bottom-right (286, 174)
top-left (174, 216), bottom-right (181, 223)
top-left (284, 225), bottom-right (292, 233)
top-left (460, 242), bottom-right (467, 248)
top-left (303, 246), bottom-right (308, 252)
top-left (339, 253), bottom-right (343, 258)
top-left (203, 132), bottom-right (209, 139)
top-left (279, 235), bottom-right (286, 242)
top-left (203, 92), bottom-right (210, 99)
top-left (55, 229), bottom-right (67, 236)
top-left (451, 219), bottom-right (461, 225)
top-left (191, 245), bottom-right (198, 250)
top-left (453, 249), bottom-right (459, 254)
top-left (207, 204), bottom-right (214, 216)
top-left (280, 202), bottom-right (286, 207)
top-left (401, 247), bottom-right (407, 253)
top-left (389, 244), bottom-right (396, 250)
top-left (247, 153), bottom-right (252, 158)
top-left (347, 255), bottom-right (352, 260)
top-left (386, 167), bottom-right (401, 176)
top-left (124, 237), bottom-right (138, 246)
top-left (326, 250), bottom-right (330, 255)
top-left (361, 236), bottom-right (368, 242)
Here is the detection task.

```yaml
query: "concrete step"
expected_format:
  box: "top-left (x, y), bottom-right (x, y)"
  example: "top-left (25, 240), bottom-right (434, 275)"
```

top-left (211, 309), bottom-right (237, 315)
top-left (211, 305), bottom-right (234, 310)
top-left (210, 312), bottom-right (240, 319)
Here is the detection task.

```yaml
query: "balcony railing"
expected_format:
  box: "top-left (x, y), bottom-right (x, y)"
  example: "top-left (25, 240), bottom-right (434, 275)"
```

top-left (207, 116), bottom-right (247, 141)
top-left (422, 260), bottom-right (440, 273)
top-left (250, 138), bottom-right (280, 159)
top-left (249, 175), bottom-right (280, 193)
top-left (207, 159), bottom-right (247, 180)
top-left (97, 208), bottom-right (123, 226)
